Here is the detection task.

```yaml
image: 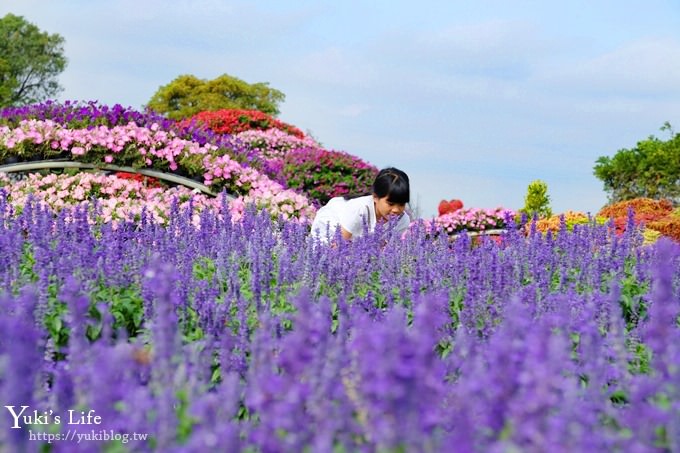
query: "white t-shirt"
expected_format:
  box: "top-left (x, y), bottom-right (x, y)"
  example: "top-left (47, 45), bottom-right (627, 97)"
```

top-left (310, 195), bottom-right (410, 241)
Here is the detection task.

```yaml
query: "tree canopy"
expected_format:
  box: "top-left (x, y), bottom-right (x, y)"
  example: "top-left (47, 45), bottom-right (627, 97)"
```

top-left (0, 13), bottom-right (67, 107)
top-left (594, 123), bottom-right (680, 205)
top-left (145, 74), bottom-right (285, 120)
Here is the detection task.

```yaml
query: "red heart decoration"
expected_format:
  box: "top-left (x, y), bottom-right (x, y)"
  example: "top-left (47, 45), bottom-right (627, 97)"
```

top-left (449, 199), bottom-right (463, 212)
top-left (438, 199), bottom-right (464, 216)
top-left (438, 200), bottom-right (452, 216)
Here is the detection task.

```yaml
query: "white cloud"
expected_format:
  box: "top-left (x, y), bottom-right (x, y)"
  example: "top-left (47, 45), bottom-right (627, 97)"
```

top-left (373, 18), bottom-right (553, 77)
top-left (534, 37), bottom-right (680, 96)
top-left (287, 47), bottom-right (379, 88)
top-left (417, 19), bottom-right (550, 65)
top-left (337, 104), bottom-right (371, 117)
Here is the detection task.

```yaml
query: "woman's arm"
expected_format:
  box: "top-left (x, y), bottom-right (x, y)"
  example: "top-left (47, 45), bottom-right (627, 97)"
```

top-left (338, 196), bottom-right (373, 240)
top-left (340, 226), bottom-right (353, 240)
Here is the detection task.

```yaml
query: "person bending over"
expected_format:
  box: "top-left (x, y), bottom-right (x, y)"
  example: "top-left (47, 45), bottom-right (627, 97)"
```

top-left (311, 167), bottom-right (411, 242)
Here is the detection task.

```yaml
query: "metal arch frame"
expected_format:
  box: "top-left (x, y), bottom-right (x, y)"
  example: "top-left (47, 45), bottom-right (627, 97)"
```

top-left (449, 229), bottom-right (508, 241)
top-left (0, 159), bottom-right (236, 199)
top-left (464, 229), bottom-right (507, 237)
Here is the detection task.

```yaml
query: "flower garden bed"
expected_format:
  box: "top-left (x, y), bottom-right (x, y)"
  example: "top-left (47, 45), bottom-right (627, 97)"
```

top-left (0, 102), bottom-right (317, 223)
top-left (0, 159), bottom-right (217, 195)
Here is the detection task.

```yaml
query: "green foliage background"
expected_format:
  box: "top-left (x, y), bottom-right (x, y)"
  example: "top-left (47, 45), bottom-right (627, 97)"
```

top-left (520, 179), bottom-right (553, 219)
top-left (145, 74), bottom-right (285, 120)
top-left (594, 123), bottom-right (680, 205)
top-left (0, 13), bottom-right (67, 107)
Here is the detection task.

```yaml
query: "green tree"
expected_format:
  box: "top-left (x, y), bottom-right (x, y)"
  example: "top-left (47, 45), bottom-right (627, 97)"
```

top-left (594, 123), bottom-right (680, 204)
top-left (146, 74), bottom-right (285, 120)
top-left (520, 179), bottom-right (552, 219)
top-left (0, 13), bottom-right (67, 107)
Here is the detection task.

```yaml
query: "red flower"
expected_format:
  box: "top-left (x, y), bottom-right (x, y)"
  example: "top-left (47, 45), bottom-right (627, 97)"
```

top-left (114, 172), bottom-right (162, 188)
top-left (180, 109), bottom-right (305, 138)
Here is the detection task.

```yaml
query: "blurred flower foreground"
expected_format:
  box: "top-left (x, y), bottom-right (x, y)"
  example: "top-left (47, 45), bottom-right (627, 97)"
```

top-left (0, 102), bottom-right (679, 452)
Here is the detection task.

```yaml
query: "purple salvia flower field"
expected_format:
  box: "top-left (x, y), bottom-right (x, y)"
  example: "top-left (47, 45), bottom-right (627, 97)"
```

top-left (0, 193), bottom-right (677, 452)
top-left (0, 101), bottom-right (679, 452)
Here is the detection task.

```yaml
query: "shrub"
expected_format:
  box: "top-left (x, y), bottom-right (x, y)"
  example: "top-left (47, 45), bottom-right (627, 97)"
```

top-left (183, 109), bottom-right (304, 138)
top-left (520, 180), bottom-right (552, 219)
top-left (282, 147), bottom-right (378, 205)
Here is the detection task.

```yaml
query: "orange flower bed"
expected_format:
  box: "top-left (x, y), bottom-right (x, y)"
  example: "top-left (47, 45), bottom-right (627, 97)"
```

top-left (597, 198), bottom-right (678, 242)
top-left (532, 210), bottom-right (594, 233)
top-left (647, 217), bottom-right (680, 242)
top-left (597, 198), bottom-right (673, 221)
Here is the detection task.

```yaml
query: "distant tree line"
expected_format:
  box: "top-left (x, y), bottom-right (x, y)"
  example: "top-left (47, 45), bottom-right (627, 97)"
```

top-left (594, 122), bottom-right (680, 205)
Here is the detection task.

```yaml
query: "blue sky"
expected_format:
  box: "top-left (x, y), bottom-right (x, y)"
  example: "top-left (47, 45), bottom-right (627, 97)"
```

top-left (2, 1), bottom-right (680, 218)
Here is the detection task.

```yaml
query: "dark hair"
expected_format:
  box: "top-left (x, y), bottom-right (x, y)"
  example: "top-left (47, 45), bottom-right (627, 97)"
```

top-left (373, 167), bottom-right (409, 204)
